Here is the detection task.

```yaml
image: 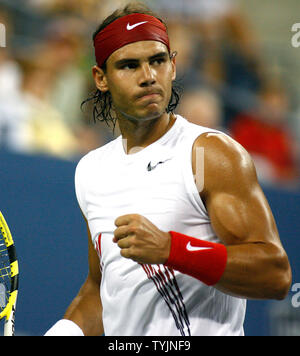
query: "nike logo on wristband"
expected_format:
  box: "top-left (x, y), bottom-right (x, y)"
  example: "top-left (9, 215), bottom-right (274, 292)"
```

top-left (127, 21), bottom-right (148, 31)
top-left (186, 242), bottom-right (213, 252)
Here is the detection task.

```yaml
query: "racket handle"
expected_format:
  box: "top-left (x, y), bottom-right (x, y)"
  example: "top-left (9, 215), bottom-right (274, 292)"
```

top-left (4, 308), bottom-right (16, 336)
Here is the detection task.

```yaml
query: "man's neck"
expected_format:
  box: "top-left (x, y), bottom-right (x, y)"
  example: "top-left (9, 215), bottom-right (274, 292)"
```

top-left (118, 112), bottom-right (176, 155)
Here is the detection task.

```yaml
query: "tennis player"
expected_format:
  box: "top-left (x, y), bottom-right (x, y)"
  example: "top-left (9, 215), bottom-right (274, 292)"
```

top-left (45, 3), bottom-right (291, 336)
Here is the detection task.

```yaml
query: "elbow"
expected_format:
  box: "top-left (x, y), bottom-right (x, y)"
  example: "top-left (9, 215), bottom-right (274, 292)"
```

top-left (271, 255), bottom-right (292, 301)
top-left (274, 269), bottom-right (292, 301)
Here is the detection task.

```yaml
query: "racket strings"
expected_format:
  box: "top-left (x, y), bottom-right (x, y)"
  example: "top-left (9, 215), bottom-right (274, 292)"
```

top-left (0, 234), bottom-right (11, 311)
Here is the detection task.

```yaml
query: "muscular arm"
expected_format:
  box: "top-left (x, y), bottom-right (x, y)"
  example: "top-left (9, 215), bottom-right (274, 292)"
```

top-left (64, 218), bottom-right (103, 336)
top-left (113, 132), bottom-right (291, 301)
top-left (195, 133), bottom-right (292, 299)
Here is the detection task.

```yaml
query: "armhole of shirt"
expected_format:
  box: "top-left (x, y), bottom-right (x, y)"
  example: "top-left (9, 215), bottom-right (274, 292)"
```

top-left (74, 158), bottom-right (88, 220)
top-left (179, 130), bottom-right (210, 221)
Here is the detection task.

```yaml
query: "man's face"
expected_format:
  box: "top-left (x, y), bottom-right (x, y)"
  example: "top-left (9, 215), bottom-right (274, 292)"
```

top-left (94, 41), bottom-right (176, 121)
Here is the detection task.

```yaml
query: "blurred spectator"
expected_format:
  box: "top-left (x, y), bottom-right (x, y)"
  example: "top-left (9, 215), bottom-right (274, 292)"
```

top-left (0, 7), bottom-right (82, 157)
top-left (39, 17), bottom-right (113, 157)
top-left (18, 57), bottom-right (80, 159)
top-left (148, 0), bottom-right (265, 85)
top-left (39, 17), bottom-right (88, 129)
top-left (178, 87), bottom-right (224, 131)
top-left (1, 0), bottom-right (298, 174)
top-left (28, 0), bottom-right (115, 22)
top-left (1, 1), bottom-right (118, 160)
top-left (0, 8), bottom-right (27, 151)
top-left (94, 0), bottom-right (136, 21)
top-left (166, 22), bottom-right (196, 87)
top-left (230, 83), bottom-right (299, 187)
top-left (148, 0), bottom-right (268, 132)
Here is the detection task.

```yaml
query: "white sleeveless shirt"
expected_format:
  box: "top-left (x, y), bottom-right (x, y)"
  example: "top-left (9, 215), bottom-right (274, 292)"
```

top-left (75, 115), bottom-right (246, 336)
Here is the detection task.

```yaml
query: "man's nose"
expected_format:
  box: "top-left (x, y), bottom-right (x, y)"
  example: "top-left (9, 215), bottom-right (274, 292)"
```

top-left (139, 63), bottom-right (156, 87)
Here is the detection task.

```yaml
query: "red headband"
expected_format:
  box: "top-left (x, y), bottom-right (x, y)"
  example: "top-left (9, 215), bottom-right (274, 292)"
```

top-left (94, 13), bottom-right (170, 68)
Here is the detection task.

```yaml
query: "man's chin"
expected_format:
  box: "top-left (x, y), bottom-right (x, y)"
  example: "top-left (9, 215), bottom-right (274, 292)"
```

top-left (120, 107), bottom-right (166, 122)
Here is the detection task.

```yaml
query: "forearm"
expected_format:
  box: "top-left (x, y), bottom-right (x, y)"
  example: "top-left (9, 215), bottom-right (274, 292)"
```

top-left (216, 243), bottom-right (292, 300)
top-left (165, 231), bottom-right (291, 300)
top-left (64, 283), bottom-right (104, 336)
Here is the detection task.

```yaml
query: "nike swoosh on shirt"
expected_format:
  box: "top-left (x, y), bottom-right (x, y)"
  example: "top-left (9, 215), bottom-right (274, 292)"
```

top-left (127, 21), bottom-right (148, 30)
top-left (147, 158), bottom-right (172, 171)
top-left (186, 241), bottom-right (213, 252)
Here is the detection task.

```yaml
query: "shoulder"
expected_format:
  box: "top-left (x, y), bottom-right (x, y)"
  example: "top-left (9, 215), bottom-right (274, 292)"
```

top-left (192, 132), bottom-right (258, 194)
top-left (193, 131), bottom-right (253, 167)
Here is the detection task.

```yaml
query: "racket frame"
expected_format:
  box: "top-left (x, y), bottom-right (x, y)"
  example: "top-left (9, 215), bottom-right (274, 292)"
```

top-left (0, 211), bottom-right (19, 336)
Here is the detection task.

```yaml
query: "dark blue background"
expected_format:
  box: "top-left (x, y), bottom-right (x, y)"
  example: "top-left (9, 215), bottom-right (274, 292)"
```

top-left (0, 150), bottom-right (299, 336)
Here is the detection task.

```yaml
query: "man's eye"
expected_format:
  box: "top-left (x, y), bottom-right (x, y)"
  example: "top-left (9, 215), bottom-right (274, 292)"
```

top-left (121, 63), bottom-right (138, 70)
top-left (151, 58), bottom-right (165, 65)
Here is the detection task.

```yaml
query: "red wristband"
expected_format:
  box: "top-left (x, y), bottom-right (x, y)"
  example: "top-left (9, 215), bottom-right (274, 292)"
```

top-left (165, 231), bottom-right (227, 286)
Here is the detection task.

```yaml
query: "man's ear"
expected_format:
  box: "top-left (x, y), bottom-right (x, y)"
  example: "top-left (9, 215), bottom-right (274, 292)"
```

top-left (170, 51), bottom-right (177, 81)
top-left (92, 65), bottom-right (109, 92)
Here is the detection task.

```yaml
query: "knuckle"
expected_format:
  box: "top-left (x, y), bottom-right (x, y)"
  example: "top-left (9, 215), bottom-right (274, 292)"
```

top-left (130, 236), bottom-right (138, 247)
top-left (129, 247), bottom-right (138, 260)
top-left (118, 237), bottom-right (131, 249)
top-left (121, 246), bottom-right (136, 260)
top-left (115, 226), bottom-right (128, 239)
top-left (129, 224), bottom-right (138, 234)
top-left (132, 226), bottom-right (138, 234)
top-left (132, 214), bottom-right (141, 222)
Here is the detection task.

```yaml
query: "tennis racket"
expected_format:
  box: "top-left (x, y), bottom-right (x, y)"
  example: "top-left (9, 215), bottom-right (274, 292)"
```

top-left (0, 211), bottom-right (19, 336)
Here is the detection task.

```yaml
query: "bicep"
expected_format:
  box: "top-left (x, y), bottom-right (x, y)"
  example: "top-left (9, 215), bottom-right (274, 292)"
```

top-left (196, 133), bottom-right (281, 247)
top-left (206, 185), bottom-right (280, 247)
top-left (192, 134), bottom-right (291, 299)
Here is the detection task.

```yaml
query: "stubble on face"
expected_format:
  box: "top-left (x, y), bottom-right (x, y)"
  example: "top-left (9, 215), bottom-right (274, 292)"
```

top-left (105, 41), bottom-right (175, 125)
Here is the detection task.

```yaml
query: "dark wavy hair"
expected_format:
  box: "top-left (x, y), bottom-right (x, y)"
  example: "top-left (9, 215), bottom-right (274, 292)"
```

top-left (81, 3), bottom-right (182, 131)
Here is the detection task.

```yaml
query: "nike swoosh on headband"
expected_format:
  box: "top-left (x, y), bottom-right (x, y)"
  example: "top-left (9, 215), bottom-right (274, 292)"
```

top-left (127, 21), bottom-right (148, 31)
top-left (186, 241), bottom-right (213, 252)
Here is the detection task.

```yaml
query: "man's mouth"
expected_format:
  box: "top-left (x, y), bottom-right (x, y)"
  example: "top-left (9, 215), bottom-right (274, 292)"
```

top-left (139, 93), bottom-right (160, 100)
top-left (136, 90), bottom-right (162, 101)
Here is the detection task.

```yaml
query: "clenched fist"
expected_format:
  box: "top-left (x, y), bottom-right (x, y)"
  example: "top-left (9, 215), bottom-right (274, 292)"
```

top-left (113, 214), bottom-right (171, 264)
